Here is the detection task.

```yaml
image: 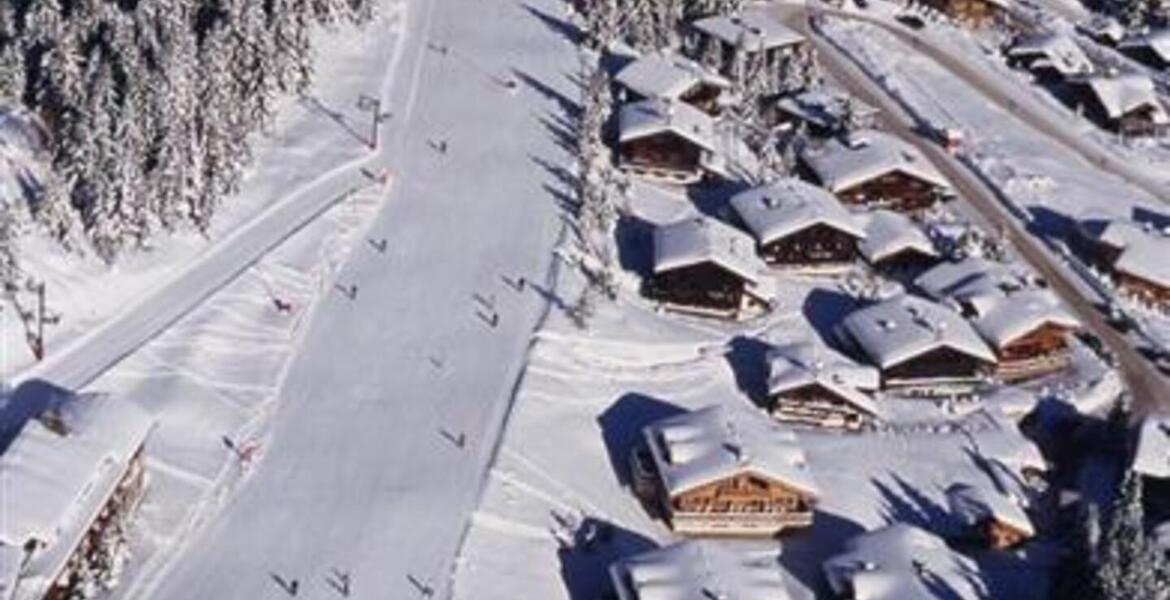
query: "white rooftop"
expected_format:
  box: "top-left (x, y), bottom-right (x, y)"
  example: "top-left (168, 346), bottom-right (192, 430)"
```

top-left (773, 88), bottom-right (878, 130)
top-left (1007, 33), bottom-right (1093, 76)
top-left (615, 52), bottom-right (729, 102)
top-left (1075, 73), bottom-right (1169, 123)
top-left (1133, 414), bottom-right (1170, 479)
top-left (767, 341), bottom-right (880, 416)
top-left (1120, 29), bottom-right (1170, 63)
top-left (653, 216), bottom-right (767, 285)
top-left (729, 178), bottom-right (864, 247)
top-left (1093, 219), bottom-right (1170, 288)
top-left (969, 289), bottom-right (1079, 351)
top-left (610, 541), bottom-right (791, 600)
top-left (691, 10), bottom-right (805, 51)
top-left (620, 98), bottom-right (716, 152)
top-left (858, 210), bottom-right (937, 264)
top-left (839, 295), bottom-right (997, 370)
top-left (642, 403), bottom-right (818, 498)
top-left (946, 482), bottom-right (1035, 538)
top-left (800, 130), bottom-right (948, 194)
top-left (913, 258), bottom-right (1028, 304)
top-left (823, 525), bottom-right (980, 600)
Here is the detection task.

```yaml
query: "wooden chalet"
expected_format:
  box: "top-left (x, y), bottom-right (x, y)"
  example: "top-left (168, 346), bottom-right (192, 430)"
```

top-left (969, 290), bottom-right (1079, 381)
top-left (685, 10), bottom-right (812, 94)
top-left (634, 404), bottom-right (819, 537)
top-left (609, 541), bottom-right (792, 600)
top-left (858, 210), bottom-right (939, 272)
top-left (947, 483), bottom-right (1035, 550)
top-left (1119, 30), bottom-right (1170, 70)
top-left (1005, 33), bottom-right (1093, 82)
top-left (1080, 217), bottom-right (1170, 307)
top-left (644, 216), bottom-right (771, 319)
top-left (836, 295), bottom-right (997, 391)
top-left (729, 178), bottom-right (865, 270)
top-left (824, 525), bottom-right (980, 600)
top-left (920, 0), bottom-right (1008, 27)
top-left (913, 258), bottom-right (1029, 314)
top-left (0, 394), bottom-right (155, 600)
top-left (766, 341), bottom-right (880, 430)
top-left (1067, 73), bottom-right (1170, 136)
top-left (617, 98), bottom-right (754, 184)
top-left (799, 130), bottom-right (950, 214)
top-left (613, 52), bottom-right (730, 115)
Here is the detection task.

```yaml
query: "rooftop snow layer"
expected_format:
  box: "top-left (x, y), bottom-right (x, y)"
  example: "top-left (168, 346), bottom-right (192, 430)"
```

top-left (1092, 219), bottom-right (1170, 288)
top-left (839, 295), bottom-right (996, 370)
top-left (729, 178), bottom-right (864, 246)
top-left (946, 482), bottom-right (1035, 538)
top-left (1073, 73), bottom-right (1169, 122)
top-left (800, 129), bottom-right (948, 194)
top-left (858, 210), bottom-right (937, 264)
top-left (642, 403), bottom-right (818, 498)
top-left (1119, 29), bottom-right (1170, 63)
top-left (970, 289), bottom-right (1079, 350)
top-left (614, 52), bottom-right (729, 101)
top-left (1007, 33), bottom-right (1093, 76)
top-left (767, 341), bottom-right (880, 416)
top-left (619, 98), bottom-right (717, 151)
top-left (823, 524), bottom-right (980, 600)
top-left (653, 216), bottom-right (766, 284)
top-left (773, 88), bottom-right (878, 130)
top-left (913, 258), bottom-right (1027, 303)
top-left (691, 10), bottom-right (805, 51)
top-left (610, 540), bottom-right (791, 600)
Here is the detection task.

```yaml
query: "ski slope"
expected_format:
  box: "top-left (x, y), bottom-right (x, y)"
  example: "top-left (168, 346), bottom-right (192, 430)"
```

top-left (133, 0), bottom-right (578, 597)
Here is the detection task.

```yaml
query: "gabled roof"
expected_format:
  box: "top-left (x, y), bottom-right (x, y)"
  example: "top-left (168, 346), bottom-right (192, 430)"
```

top-left (1119, 29), bottom-right (1170, 63)
top-left (0, 395), bottom-right (154, 595)
top-left (800, 130), bottom-right (948, 194)
top-left (614, 52), bottom-right (729, 101)
top-left (610, 541), bottom-right (791, 600)
top-left (642, 403), bottom-right (818, 498)
top-left (619, 98), bottom-right (716, 151)
top-left (653, 216), bottom-right (766, 284)
top-left (691, 10), bottom-right (805, 51)
top-left (1072, 73), bottom-right (1169, 123)
top-left (970, 289), bottom-right (1079, 350)
top-left (729, 178), bottom-right (865, 246)
top-left (823, 525), bottom-right (979, 600)
top-left (773, 88), bottom-right (878, 130)
top-left (767, 341), bottom-right (880, 416)
top-left (840, 295), bottom-right (997, 370)
top-left (1133, 414), bottom-right (1170, 479)
top-left (1090, 219), bottom-right (1170, 289)
top-left (1007, 32), bottom-right (1093, 76)
top-left (913, 258), bottom-right (1028, 304)
top-left (858, 210), bottom-right (937, 265)
top-left (946, 482), bottom-right (1035, 538)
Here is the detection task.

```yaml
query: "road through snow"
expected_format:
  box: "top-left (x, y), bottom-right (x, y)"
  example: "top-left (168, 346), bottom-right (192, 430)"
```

top-left (137, 0), bottom-right (577, 598)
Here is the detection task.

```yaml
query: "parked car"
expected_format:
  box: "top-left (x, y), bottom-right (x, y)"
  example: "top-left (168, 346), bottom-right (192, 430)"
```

top-left (896, 14), bottom-right (926, 29)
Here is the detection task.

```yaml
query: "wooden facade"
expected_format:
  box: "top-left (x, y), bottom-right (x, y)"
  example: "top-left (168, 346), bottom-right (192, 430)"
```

top-left (884, 346), bottom-right (993, 386)
top-left (665, 472), bottom-right (816, 537)
top-left (995, 323), bottom-right (1073, 381)
top-left (644, 262), bottom-right (759, 317)
top-left (981, 517), bottom-right (1032, 550)
top-left (45, 448), bottom-right (148, 600)
top-left (869, 246), bottom-right (939, 272)
top-left (920, 0), bottom-right (1005, 26)
top-left (620, 131), bottom-right (705, 183)
top-left (770, 383), bottom-right (871, 430)
top-left (1116, 270), bottom-right (1170, 306)
top-left (834, 171), bottom-right (942, 213)
top-left (759, 223), bottom-right (860, 267)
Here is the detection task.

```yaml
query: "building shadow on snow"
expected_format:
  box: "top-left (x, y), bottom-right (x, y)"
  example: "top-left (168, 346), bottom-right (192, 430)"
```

top-left (874, 473), bottom-right (957, 536)
top-left (0, 379), bottom-right (77, 452)
top-left (777, 510), bottom-right (866, 597)
top-left (616, 214), bottom-right (655, 279)
top-left (802, 288), bottom-right (859, 348)
top-left (597, 393), bottom-right (686, 487)
top-left (557, 516), bottom-right (657, 600)
top-left (724, 335), bottom-right (772, 408)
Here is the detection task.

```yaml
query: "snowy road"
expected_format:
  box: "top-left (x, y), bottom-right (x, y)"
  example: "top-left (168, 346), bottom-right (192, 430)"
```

top-left (136, 0), bottom-right (576, 598)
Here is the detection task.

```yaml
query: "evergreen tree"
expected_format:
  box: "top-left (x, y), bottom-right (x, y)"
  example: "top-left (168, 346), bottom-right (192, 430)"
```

top-left (1093, 473), bottom-right (1168, 600)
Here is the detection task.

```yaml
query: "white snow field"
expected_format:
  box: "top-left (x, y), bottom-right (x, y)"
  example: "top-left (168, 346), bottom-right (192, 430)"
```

top-left (2, 2), bottom-right (405, 378)
top-left (114, 0), bottom-right (579, 597)
top-left (452, 264), bottom-right (1056, 600)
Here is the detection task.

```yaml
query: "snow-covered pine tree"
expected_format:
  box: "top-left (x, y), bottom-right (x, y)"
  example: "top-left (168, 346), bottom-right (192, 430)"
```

top-left (192, 24), bottom-right (244, 230)
top-left (1093, 473), bottom-right (1168, 600)
top-left (230, 0), bottom-right (279, 130)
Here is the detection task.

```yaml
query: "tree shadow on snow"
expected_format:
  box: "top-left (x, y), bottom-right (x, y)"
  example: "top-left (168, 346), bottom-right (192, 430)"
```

top-left (597, 393), bottom-right (685, 487)
top-left (557, 516), bottom-right (657, 600)
top-left (724, 335), bottom-right (772, 408)
top-left (1025, 205), bottom-right (1076, 242)
top-left (0, 379), bottom-right (78, 452)
top-left (777, 510), bottom-right (866, 597)
top-left (512, 68), bottom-right (582, 123)
top-left (802, 288), bottom-right (858, 348)
top-left (521, 2), bottom-right (585, 47)
top-left (530, 153), bottom-right (581, 216)
top-left (874, 473), bottom-right (957, 536)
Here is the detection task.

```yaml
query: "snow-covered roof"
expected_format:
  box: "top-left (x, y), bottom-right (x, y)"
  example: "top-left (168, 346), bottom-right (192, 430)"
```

top-left (773, 88), bottom-right (878, 130)
top-left (1078, 16), bottom-right (1126, 44)
top-left (1133, 414), bottom-right (1170, 479)
top-left (615, 52), bottom-right (729, 101)
top-left (767, 341), bottom-right (879, 416)
top-left (0, 546), bottom-right (20, 600)
top-left (1119, 29), bottom-right (1170, 63)
top-left (946, 482), bottom-right (1035, 538)
top-left (610, 541), bottom-right (790, 600)
top-left (1091, 219), bottom-right (1170, 288)
top-left (1073, 73), bottom-right (1169, 123)
top-left (729, 178), bottom-right (864, 246)
top-left (1007, 33), bottom-right (1093, 76)
top-left (839, 295), bottom-right (997, 370)
top-left (858, 210), bottom-right (937, 264)
top-left (620, 98), bottom-right (717, 152)
top-left (823, 525), bottom-right (979, 600)
top-left (913, 258), bottom-right (1027, 304)
top-left (653, 216), bottom-right (766, 284)
top-left (642, 403), bottom-right (818, 498)
top-left (976, 427), bottom-right (1047, 476)
top-left (0, 395), bottom-right (154, 594)
top-left (969, 289), bottom-right (1078, 350)
top-left (800, 130), bottom-right (948, 194)
top-left (691, 10), bottom-right (805, 51)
